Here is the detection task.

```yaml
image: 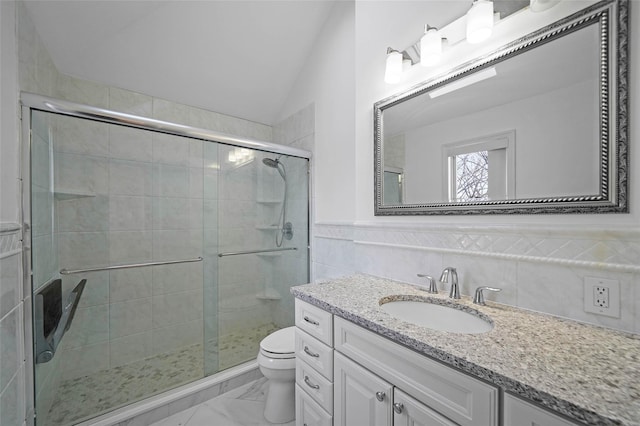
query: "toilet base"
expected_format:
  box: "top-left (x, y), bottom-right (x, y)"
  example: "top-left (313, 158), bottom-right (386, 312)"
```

top-left (263, 379), bottom-right (295, 423)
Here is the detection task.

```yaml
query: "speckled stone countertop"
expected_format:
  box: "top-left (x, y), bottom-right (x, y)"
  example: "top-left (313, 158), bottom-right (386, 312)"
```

top-left (291, 274), bottom-right (640, 426)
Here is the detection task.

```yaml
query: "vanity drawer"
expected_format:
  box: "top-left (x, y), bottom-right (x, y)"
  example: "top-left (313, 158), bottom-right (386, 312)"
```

top-left (295, 299), bottom-right (333, 346)
top-left (503, 393), bottom-right (581, 426)
top-left (334, 317), bottom-right (498, 426)
top-left (295, 384), bottom-right (332, 426)
top-left (296, 358), bottom-right (334, 414)
top-left (295, 328), bottom-right (334, 380)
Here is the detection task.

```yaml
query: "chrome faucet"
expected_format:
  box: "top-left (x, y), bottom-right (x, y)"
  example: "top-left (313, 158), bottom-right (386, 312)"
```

top-left (439, 267), bottom-right (460, 299)
top-left (473, 286), bottom-right (502, 305)
top-left (417, 274), bottom-right (438, 294)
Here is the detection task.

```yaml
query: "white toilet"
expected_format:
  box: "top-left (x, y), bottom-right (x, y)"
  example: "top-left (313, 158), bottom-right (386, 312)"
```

top-left (258, 326), bottom-right (296, 423)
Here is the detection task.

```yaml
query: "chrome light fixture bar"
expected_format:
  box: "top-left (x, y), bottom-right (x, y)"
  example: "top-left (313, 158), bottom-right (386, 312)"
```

top-left (383, 0), bottom-right (559, 83)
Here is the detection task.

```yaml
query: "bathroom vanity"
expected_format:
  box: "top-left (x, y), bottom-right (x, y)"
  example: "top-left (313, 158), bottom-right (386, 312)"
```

top-left (292, 275), bottom-right (640, 426)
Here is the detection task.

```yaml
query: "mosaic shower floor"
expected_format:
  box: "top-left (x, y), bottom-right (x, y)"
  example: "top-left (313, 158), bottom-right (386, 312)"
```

top-left (44, 323), bottom-right (280, 426)
top-left (218, 323), bottom-right (279, 370)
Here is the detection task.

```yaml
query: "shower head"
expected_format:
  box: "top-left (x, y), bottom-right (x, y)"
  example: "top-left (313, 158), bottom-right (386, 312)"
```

top-left (262, 156), bottom-right (286, 179)
top-left (262, 158), bottom-right (280, 168)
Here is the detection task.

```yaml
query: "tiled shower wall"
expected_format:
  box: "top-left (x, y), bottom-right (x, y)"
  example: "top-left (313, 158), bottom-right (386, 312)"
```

top-left (215, 145), bottom-right (308, 340)
top-left (313, 222), bottom-right (640, 334)
top-left (0, 226), bottom-right (24, 426)
top-left (272, 103), bottom-right (314, 326)
top-left (49, 114), bottom-right (208, 377)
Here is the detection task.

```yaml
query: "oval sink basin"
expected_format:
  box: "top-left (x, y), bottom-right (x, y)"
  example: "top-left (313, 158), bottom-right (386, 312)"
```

top-left (380, 300), bottom-right (493, 334)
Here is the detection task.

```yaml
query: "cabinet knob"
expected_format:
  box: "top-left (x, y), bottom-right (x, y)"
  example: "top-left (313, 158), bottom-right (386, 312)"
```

top-left (375, 391), bottom-right (386, 402)
top-left (393, 402), bottom-right (404, 414)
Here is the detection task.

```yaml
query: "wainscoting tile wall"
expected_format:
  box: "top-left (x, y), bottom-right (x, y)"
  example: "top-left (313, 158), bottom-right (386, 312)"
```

top-left (312, 222), bottom-right (640, 334)
top-left (0, 225), bottom-right (25, 426)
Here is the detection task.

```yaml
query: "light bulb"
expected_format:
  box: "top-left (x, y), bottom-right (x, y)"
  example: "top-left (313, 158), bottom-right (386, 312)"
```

top-left (466, 0), bottom-right (494, 44)
top-left (420, 26), bottom-right (442, 67)
top-left (384, 49), bottom-right (403, 84)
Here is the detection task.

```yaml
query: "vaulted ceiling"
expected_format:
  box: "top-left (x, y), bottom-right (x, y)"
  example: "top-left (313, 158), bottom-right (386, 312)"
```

top-left (22, 1), bottom-right (530, 126)
top-left (23, 1), bottom-right (336, 125)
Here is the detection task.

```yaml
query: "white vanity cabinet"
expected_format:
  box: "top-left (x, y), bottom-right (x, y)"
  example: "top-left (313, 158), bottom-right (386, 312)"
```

top-left (334, 352), bottom-right (393, 425)
top-left (294, 298), bottom-right (510, 426)
top-left (334, 352), bottom-right (457, 426)
top-left (333, 317), bottom-right (498, 426)
top-left (393, 389), bottom-right (458, 426)
top-left (503, 393), bottom-right (582, 426)
top-left (295, 299), bottom-right (334, 426)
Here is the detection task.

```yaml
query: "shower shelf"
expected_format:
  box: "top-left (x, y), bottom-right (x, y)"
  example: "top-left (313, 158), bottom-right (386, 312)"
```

top-left (54, 190), bottom-right (96, 201)
top-left (256, 225), bottom-right (279, 230)
top-left (256, 199), bottom-right (281, 204)
top-left (256, 289), bottom-right (281, 300)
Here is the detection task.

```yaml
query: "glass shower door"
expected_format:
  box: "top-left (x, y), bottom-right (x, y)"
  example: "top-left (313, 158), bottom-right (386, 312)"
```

top-left (29, 106), bottom-right (310, 426)
top-left (30, 110), bottom-right (210, 426)
top-left (206, 145), bottom-right (309, 374)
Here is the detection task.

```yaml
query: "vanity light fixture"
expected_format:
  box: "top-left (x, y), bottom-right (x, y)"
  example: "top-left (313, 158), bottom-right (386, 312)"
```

top-left (529, 0), bottom-right (560, 12)
top-left (383, 0), bottom-right (510, 83)
top-left (384, 48), bottom-right (404, 84)
top-left (466, 0), bottom-right (494, 44)
top-left (428, 66), bottom-right (497, 98)
top-left (420, 25), bottom-right (443, 67)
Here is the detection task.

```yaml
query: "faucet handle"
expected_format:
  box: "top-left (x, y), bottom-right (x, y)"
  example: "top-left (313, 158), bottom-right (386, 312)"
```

top-left (417, 274), bottom-right (438, 294)
top-left (473, 286), bottom-right (501, 305)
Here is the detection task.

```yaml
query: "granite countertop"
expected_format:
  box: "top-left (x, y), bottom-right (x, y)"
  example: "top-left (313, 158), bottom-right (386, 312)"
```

top-left (291, 274), bottom-right (640, 426)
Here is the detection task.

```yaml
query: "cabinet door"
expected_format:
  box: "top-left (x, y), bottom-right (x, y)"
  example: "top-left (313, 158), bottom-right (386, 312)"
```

top-left (334, 352), bottom-right (392, 426)
top-left (393, 389), bottom-right (458, 426)
top-left (335, 317), bottom-right (498, 426)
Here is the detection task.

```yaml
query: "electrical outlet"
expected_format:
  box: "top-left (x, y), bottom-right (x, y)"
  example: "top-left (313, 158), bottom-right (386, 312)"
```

top-left (584, 277), bottom-right (620, 318)
top-left (593, 286), bottom-right (609, 308)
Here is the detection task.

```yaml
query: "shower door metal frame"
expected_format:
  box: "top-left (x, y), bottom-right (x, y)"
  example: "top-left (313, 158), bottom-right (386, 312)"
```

top-left (20, 92), bottom-right (312, 425)
top-left (21, 93), bottom-right (313, 159)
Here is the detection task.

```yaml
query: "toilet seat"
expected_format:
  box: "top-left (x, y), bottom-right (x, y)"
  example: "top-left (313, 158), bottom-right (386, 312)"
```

top-left (259, 326), bottom-right (295, 359)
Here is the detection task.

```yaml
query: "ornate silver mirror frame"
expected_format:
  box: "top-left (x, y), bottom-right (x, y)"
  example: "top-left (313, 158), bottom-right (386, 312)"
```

top-left (374, 0), bottom-right (628, 215)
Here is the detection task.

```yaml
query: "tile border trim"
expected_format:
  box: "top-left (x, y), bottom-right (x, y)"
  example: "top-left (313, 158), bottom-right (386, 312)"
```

top-left (354, 240), bottom-right (640, 273)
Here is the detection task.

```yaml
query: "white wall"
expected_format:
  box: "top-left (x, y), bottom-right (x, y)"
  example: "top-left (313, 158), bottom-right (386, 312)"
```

top-left (1, 2), bottom-right (28, 426)
top-left (277, 1), bottom-right (356, 224)
top-left (1, 0), bottom-right (19, 223)
top-left (355, 0), bottom-right (638, 226)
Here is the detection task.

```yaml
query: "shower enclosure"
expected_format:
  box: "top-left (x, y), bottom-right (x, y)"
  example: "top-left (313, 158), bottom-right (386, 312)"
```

top-left (22, 94), bottom-right (310, 426)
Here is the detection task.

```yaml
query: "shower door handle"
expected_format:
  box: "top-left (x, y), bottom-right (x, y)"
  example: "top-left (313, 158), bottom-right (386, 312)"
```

top-left (60, 256), bottom-right (202, 275)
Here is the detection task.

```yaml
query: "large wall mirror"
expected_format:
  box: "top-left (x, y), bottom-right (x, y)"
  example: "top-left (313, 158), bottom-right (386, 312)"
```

top-left (374, 0), bottom-right (628, 215)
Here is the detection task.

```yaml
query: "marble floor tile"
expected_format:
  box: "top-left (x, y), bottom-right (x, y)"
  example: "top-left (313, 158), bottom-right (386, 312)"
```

top-left (151, 378), bottom-right (295, 426)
